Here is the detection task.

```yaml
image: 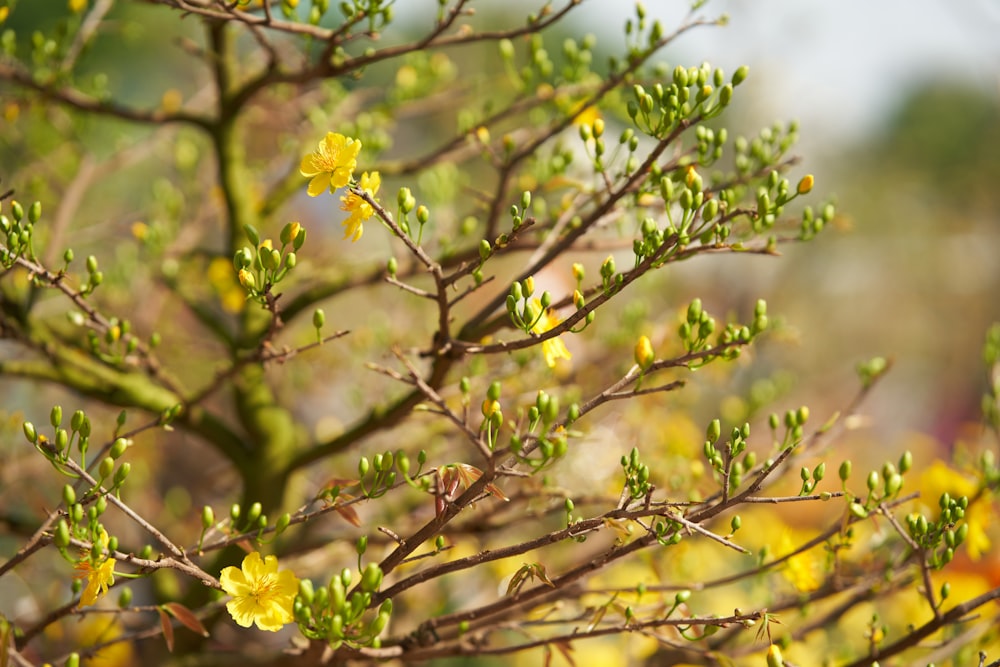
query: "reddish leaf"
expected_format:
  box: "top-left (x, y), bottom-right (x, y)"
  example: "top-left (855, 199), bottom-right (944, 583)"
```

top-left (335, 503), bottom-right (362, 527)
top-left (164, 602), bottom-right (209, 637)
top-left (158, 608), bottom-right (174, 653)
top-left (553, 640), bottom-right (576, 667)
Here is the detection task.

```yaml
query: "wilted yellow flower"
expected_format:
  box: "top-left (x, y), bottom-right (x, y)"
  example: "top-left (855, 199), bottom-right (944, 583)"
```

top-left (220, 552), bottom-right (299, 632)
top-left (530, 299), bottom-right (572, 368)
top-left (300, 132), bottom-right (361, 197)
top-left (339, 171), bottom-right (381, 242)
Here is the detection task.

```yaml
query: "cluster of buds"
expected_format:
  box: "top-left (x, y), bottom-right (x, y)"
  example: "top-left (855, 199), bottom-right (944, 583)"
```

top-left (294, 565), bottom-right (392, 649)
top-left (235, 221), bottom-right (305, 301)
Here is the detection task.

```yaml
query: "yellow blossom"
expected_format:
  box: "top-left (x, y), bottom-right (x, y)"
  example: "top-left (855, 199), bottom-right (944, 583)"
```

top-left (571, 104), bottom-right (601, 128)
top-left (300, 132), bottom-right (361, 197)
top-left (220, 552), bottom-right (300, 632)
top-left (530, 299), bottom-right (571, 368)
top-left (74, 529), bottom-right (115, 607)
top-left (339, 171), bottom-right (381, 242)
top-left (779, 529), bottom-right (822, 592)
top-left (68, 0), bottom-right (87, 13)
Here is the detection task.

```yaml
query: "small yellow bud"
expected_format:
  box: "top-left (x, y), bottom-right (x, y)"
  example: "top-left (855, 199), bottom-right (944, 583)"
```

top-left (797, 174), bottom-right (814, 195)
top-left (634, 335), bottom-right (654, 369)
top-left (481, 399), bottom-right (501, 418)
top-left (237, 268), bottom-right (256, 290)
top-left (766, 644), bottom-right (783, 667)
top-left (685, 165), bottom-right (699, 188)
top-left (572, 263), bottom-right (585, 282)
top-left (475, 126), bottom-right (490, 144)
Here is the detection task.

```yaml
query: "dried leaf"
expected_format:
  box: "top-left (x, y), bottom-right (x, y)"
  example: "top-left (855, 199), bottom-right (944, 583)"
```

top-left (163, 602), bottom-right (209, 637)
top-left (158, 607), bottom-right (174, 653)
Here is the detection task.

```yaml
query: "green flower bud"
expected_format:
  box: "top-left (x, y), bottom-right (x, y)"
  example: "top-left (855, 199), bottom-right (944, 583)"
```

top-left (311, 308), bottom-right (325, 331)
top-left (487, 381), bottom-right (502, 401)
top-left (839, 460), bottom-right (852, 481)
top-left (54, 519), bottom-right (71, 548)
top-left (360, 562), bottom-right (383, 592)
top-left (478, 239), bottom-right (491, 261)
top-left (730, 515), bottom-right (741, 532)
top-left (201, 505), bottom-right (215, 530)
top-left (732, 65), bottom-right (749, 86)
top-left (899, 450), bottom-right (913, 474)
top-left (98, 456), bottom-right (115, 480)
top-left (23, 421), bottom-right (37, 444)
top-left (113, 462), bottom-right (131, 486)
top-left (230, 503), bottom-right (241, 524)
top-left (275, 512), bottom-right (291, 535)
top-left (110, 438), bottom-right (128, 459)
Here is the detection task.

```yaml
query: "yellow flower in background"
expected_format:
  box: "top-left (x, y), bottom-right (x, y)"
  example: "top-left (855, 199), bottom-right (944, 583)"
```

top-left (300, 132), bottom-right (361, 197)
top-left (74, 528), bottom-right (115, 607)
top-left (68, 0), bottom-right (87, 13)
top-left (778, 529), bottom-right (822, 592)
top-left (208, 256), bottom-right (245, 313)
top-left (530, 299), bottom-right (572, 368)
top-left (339, 171), bottom-right (381, 242)
top-left (220, 552), bottom-right (299, 631)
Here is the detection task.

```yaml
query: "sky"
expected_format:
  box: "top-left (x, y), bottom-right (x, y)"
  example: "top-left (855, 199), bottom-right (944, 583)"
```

top-left (577, 0), bottom-right (1000, 148)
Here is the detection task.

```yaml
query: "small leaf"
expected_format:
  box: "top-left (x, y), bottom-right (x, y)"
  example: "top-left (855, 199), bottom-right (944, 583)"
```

top-left (335, 502), bottom-right (362, 527)
top-left (164, 602), bottom-right (209, 637)
top-left (553, 640), bottom-right (576, 667)
top-left (158, 608), bottom-right (174, 653)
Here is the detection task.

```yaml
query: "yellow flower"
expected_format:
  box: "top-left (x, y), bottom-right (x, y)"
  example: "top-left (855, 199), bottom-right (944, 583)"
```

top-left (220, 552), bottom-right (299, 632)
top-left (778, 529), bottom-right (822, 592)
top-left (300, 132), bottom-right (361, 197)
top-left (74, 530), bottom-right (116, 607)
top-left (339, 171), bottom-right (381, 242)
top-left (530, 299), bottom-right (572, 368)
